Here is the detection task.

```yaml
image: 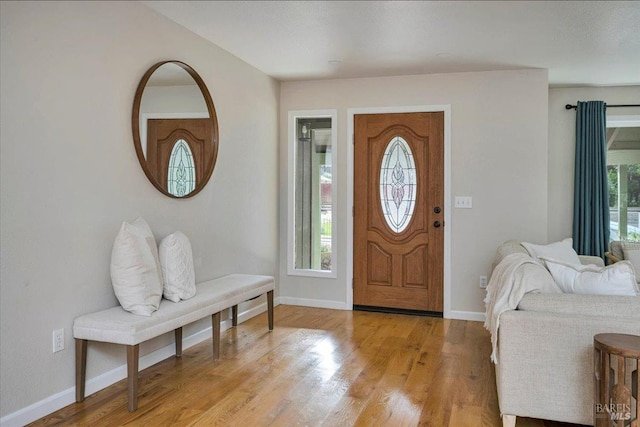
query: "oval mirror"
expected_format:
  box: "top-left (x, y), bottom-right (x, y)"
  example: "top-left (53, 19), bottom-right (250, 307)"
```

top-left (132, 61), bottom-right (218, 198)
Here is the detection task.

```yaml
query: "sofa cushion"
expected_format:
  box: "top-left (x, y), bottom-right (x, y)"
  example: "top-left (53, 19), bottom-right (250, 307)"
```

top-left (517, 293), bottom-right (640, 318)
top-left (541, 257), bottom-right (639, 296)
top-left (521, 238), bottom-right (581, 266)
top-left (577, 255), bottom-right (605, 267)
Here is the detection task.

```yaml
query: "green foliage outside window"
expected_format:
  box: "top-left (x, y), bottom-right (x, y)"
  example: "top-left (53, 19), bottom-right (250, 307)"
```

top-left (607, 164), bottom-right (640, 208)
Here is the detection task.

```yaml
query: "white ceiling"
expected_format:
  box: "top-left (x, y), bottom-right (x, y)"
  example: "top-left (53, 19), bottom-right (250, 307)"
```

top-left (144, 0), bottom-right (640, 86)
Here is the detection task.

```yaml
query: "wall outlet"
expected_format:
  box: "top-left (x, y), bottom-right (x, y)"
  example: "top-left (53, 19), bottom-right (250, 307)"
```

top-left (53, 329), bottom-right (64, 353)
top-left (479, 275), bottom-right (488, 289)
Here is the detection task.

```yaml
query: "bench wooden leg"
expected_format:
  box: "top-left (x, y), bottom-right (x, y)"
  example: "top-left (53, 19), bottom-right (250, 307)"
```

top-left (232, 305), bottom-right (238, 327)
top-left (267, 290), bottom-right (274, 331)
top-left (175, 328), bottom-right (182, 358)
top-left (75, 339), bottom-right (87, 403)
top-left (127, 344), bottom-right (139, 412)
top-left (212, 311), bottom-right (221, 360)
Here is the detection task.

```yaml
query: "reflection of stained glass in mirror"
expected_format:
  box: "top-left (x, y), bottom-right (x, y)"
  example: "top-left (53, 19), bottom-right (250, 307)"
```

top-left (379, 136), bottom-right (416, 233)
top-left (168, 139), bottom-right (196, 197)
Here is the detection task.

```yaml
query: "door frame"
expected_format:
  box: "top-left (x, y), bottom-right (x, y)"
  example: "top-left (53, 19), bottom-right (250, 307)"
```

top-left (346, 105), bottom-right (452, 317)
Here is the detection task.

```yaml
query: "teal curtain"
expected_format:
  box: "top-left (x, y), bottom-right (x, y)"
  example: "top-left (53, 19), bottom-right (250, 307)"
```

top-left (573, 101), bottom-right (609, 258)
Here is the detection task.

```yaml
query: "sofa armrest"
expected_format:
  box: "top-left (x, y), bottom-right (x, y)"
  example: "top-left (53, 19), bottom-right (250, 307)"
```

top-left (578, 255), bottom-right (604, 267)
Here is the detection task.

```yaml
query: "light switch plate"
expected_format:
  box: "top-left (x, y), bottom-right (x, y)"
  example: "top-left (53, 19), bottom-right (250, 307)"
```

top-left (455, 196), bottom-right (473, 209)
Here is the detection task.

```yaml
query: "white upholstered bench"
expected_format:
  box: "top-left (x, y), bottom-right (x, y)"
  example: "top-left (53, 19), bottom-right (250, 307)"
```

top-left (73, 274), bottom-right (275, 412)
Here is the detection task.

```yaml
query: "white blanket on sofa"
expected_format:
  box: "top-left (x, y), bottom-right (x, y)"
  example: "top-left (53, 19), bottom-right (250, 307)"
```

top-left (484, 252), bottom-right (561, 363)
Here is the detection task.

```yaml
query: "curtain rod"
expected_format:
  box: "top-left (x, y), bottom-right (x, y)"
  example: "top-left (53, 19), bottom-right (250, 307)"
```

top-left (565, 104), bottom-right (640, 110)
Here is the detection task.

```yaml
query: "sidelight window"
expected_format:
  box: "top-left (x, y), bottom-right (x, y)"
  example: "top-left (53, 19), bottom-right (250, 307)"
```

top-left (287, 110), bottom-right (338, 277)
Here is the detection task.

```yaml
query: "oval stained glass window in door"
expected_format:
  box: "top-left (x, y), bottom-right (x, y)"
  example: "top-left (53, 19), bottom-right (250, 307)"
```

top-left (167, 139), bottom-right (196, 197)
top-left (379, 136), bottom-right (417, 233)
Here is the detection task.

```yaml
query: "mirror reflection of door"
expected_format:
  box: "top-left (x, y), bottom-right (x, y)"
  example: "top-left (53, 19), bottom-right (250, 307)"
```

top-left (146, 118), bottom-right (212, 197)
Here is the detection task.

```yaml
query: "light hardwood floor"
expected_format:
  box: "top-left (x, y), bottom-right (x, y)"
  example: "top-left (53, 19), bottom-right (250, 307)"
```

top-left (30, 306), bottom-right (587, 426)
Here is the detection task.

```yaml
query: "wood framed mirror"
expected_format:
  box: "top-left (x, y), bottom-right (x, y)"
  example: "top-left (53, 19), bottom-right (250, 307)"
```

top-left (132, 61), bottom-right (218, 198)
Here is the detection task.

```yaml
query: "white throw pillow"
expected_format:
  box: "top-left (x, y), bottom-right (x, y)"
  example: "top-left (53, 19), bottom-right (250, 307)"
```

top-left (110, 218), bottom-right (163, 316)
top-left (540, 257), bottom-right (639, 296)
top-left (521, 238), bottom-right (581, 266)
top-left (159, 231), bottom-right (196, 302)
top-left (621, 242), bottom-right (640, 283)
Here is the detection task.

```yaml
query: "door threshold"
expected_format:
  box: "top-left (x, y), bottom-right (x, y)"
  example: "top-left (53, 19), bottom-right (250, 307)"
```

top-left (353, 305), bottom-right (443, 318)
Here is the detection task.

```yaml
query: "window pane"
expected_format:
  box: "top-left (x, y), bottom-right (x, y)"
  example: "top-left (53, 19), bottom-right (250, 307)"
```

top-left (379, 136), bottom-right (417, 233)
top-left (167, 139), bottom-right (196, 197)
top-left (607, 126), bottom-right (640, 242)
top-left (294, 117), bottom-right (333, 271)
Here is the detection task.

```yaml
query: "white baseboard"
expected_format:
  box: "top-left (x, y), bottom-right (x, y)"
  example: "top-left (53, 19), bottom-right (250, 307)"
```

top-left (446, 310), bottom-right (486, 322)
top-left (278, 296), bottom-right (348, 310)
top-left (0, 301), bottom-right (274, 427)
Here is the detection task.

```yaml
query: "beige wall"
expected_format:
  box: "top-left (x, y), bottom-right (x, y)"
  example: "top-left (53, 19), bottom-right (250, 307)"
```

top-left (548, 86), bottom-right (640, 242)
top-left (0, 1), bottom-right (279, 419)
top-left (279, 69), bottom-right (549, 315)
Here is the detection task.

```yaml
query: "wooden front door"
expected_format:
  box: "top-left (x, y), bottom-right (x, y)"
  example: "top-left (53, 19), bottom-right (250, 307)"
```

top-left (146, 118), bottom-right (212, 192)
top-left (354, 112), bottom-right (444, 313)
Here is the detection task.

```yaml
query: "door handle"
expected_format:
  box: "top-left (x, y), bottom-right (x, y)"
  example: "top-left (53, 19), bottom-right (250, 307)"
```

top-left (433, 206), bottom-right (441, 214)
top-left (433, 221), bottom-right (442, 228)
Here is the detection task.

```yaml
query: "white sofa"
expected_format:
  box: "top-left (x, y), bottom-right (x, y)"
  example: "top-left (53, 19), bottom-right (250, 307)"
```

top-left (490, 241), bottom-right (640, 426)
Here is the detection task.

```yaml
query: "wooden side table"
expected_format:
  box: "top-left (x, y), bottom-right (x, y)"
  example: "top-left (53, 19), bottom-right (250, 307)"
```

top-left (594, 333), bottom-right (640, 427)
